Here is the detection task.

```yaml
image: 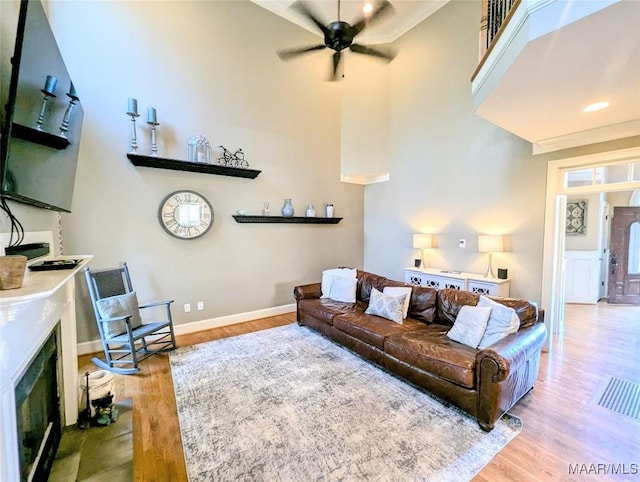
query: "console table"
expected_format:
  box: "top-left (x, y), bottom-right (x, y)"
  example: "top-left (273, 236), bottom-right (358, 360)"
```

top-left (404, 267), bottom-right (510, 297)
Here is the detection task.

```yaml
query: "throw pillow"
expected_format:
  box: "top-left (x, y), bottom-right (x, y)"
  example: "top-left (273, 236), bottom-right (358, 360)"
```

top-left (96, 291), bottom-right (143, 339)
top-left (365, 287), bottom-right (408, 324)
top-left (329, 275), bottom-right (357, 303)
top-left (447, 305), bottom-right (492, 348)
top-left (477, 296), bottom-right (521, 349)
top-left (383, 286), bottom-right (412, 319)
top-left (321, 268), bottom-right (357, 299)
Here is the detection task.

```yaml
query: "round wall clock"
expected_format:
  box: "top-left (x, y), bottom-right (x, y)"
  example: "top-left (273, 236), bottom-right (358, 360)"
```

top-left (158, 190), bottom-right (213, 239)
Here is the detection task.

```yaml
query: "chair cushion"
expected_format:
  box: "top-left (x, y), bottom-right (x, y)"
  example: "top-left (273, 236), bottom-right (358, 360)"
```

top-left (97, 291), bottom-right (142, 338)
top-left (385, 326), bottom-right (479, 389)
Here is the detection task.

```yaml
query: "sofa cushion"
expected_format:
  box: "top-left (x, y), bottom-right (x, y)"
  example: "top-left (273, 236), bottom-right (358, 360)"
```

top-left (385, 326), bottom-right (478, 389)
top-left (365, 287), bottom-right (408, 324)
top-left (334, 312), bottom-right (428, 349)
top-left (437, 289), bottom-right (480, 326)
top-left (383, 286), bottom-right (412, 319)
top-left (447, 305), bottom-right (492, 348)
top-left (298, 298), bottom-right (363, 326)
top-left (321, 268), bottom-right (357, 299)
top-left (477, 296), bottom-right (520, 349)
top-left (407, 286), bottom-right (438, 323)
top-left (486, 296), bottom-right (539, 329)
top-left (328, 275), bottom-right (357, 303)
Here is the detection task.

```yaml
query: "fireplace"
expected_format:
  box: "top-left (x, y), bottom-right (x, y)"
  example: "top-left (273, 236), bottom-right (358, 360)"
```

top-left (15, 329), bottom-right (61, 481)
top-left (0, 252), bottom-right (91, 481)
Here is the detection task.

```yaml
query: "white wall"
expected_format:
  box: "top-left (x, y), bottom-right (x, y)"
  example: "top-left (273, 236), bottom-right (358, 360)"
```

top-left (39, 1), bottom-right (364, 343)
top-left (365, 0), bottom-right (548, 301)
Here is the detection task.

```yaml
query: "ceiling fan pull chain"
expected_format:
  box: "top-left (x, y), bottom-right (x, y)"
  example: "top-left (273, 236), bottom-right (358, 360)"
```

top-left (337, 0), bottom-right (341, 21)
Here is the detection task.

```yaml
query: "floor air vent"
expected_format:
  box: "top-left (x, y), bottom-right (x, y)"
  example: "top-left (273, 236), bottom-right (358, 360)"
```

top-left (596, 377), bottom-right (640, 420)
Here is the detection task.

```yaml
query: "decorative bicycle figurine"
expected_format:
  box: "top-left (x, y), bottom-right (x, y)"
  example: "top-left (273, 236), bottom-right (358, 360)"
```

top-left (217, 145), bottom-right (249, 167)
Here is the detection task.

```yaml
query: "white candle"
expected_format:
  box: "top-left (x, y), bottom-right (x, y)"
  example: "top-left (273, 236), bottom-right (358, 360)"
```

top-left (147, 107), bottom-right (157, 124)
top-left (127, 97), bottom-right (138, 115)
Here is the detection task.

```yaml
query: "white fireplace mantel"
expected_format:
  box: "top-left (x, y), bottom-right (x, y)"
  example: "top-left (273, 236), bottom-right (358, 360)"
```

top-left (0, 255), bottom-right (92, 481)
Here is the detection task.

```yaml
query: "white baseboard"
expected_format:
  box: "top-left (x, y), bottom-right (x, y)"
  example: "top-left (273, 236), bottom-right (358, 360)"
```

top-left (76, 303), bottom-right (296, 356)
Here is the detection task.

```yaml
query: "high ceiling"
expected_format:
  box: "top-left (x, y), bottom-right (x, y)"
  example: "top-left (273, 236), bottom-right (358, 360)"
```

top-left (253, 0), bottom-right (640, 153)
top-left (251, 0), bottom-right (448, 44)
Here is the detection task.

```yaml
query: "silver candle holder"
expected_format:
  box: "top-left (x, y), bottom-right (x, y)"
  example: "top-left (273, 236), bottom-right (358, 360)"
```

top-left (35, 91), bottom-right (56, 131)
top-left (147, 121), bottom-right (159, 156)
top-left (59, 88), bottom-right (79, 138)
top-left (127, 112), bottom-right (140, 152)
top-left (36, 75), bottom-right (57, 131)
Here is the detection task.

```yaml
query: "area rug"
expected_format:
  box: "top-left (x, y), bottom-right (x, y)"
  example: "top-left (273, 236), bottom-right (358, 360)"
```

top-left (170, 324), bottom-right (522, 481)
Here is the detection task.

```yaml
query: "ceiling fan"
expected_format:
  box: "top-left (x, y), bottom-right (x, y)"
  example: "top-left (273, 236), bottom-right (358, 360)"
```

top-left (277, 0), bottom-right (397, 81)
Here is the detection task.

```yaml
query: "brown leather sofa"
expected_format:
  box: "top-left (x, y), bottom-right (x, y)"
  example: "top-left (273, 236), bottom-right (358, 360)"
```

top-left (293, 270), bottom-right (547, 431)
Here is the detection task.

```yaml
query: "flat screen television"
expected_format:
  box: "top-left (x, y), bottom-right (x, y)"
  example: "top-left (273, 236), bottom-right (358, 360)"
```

top-left (1, 0), bottom-right (84, 213)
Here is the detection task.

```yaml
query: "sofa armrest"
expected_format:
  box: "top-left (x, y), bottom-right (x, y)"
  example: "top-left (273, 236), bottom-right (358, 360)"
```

top-left (294, 283), bottom-right (322, 301)
top-left (476, 321), bottom-right (547, 383)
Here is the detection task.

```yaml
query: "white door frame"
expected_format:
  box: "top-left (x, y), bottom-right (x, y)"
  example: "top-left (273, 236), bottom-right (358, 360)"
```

top-left (542, 147), bottom-right (640, 351)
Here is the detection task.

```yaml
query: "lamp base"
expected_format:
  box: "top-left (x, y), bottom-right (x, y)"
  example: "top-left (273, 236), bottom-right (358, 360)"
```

top-left (484, 253), bottom-right (494, 278)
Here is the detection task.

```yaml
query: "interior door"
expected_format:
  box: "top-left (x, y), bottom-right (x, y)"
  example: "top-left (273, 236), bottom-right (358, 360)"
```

top-left (608, 206), bottom-right (640, 304)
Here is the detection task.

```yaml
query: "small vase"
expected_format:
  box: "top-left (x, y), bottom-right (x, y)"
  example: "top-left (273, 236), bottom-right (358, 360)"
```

top-left (282, 199), bottom-right (294, 217)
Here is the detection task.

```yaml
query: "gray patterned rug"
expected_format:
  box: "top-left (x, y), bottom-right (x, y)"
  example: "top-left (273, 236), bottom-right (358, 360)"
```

top-left (170, 324), bottom-right (522, 481)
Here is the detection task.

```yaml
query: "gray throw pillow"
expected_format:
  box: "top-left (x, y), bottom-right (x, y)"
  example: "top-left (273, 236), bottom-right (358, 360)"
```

top-left (477, 295), bottom-right (520, 349)
top-left (365, 287), bottom-right (408, 324)
top-left (447, 305), bottom-right (492, 348)
top-left (96, 291), bottom-right (142, 339)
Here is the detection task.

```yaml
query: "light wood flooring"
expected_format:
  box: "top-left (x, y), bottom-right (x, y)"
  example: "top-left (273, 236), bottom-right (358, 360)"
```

top-left (78, 304), bottom-right (640, 481)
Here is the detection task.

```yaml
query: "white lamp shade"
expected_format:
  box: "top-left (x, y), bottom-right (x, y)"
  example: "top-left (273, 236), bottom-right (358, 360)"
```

top-left (413, 233), bottom-right (433, 249)
top-left (478, 235), bottom-right (504, 253)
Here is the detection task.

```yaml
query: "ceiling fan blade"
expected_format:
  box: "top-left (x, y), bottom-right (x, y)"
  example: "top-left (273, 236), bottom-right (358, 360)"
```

top-left (329, 51), bottom-right (342, 82)
top-left (349, 43), bottom-right (396, 62)
top-left (291, 1), bottom-right (330, 37)
top-left (277, 44), bottom-right (327, 61)
top-left (351, 1), bottom-right (394, 37)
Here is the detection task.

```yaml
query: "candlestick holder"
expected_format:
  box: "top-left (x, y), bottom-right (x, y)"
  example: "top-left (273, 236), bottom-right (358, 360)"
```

top-left (59, 92), bottom-right (79, 138)
top-left (147, 121), bottom-right (159, 156)
top-left (35, 90), bottom-right (56, 131)
top-left (127, 112), bottom-right (140, 153)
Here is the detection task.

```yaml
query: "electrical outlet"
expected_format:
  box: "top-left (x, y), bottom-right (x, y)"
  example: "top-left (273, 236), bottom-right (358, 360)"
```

top-left (197, 301), bottom-right (204, 311)
top-left (459, 239), bottom-right (466, 248)
top-left (184, 303), bottom-right (191, 313)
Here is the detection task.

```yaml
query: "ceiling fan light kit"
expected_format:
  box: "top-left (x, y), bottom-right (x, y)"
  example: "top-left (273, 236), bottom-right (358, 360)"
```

top-left (277, 0), bottom-right (397, 81)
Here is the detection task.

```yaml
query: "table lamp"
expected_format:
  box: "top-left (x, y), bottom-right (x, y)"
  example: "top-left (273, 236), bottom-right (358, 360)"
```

top-left (478, 234), bottom-right (504, 278)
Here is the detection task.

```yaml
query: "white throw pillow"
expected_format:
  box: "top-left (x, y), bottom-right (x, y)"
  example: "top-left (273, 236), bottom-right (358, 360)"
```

top-left (321, 268), bottom-right (357, 299)
top-left (365, 287), bottom-right (408, 324)
top-left (447, 305), bottom-right (492, 348)
top-left (329, 275), bottom-right (357, 303)
top-left (477, 296), bottom-right (520, 349)
top-left (96, 291), bottom-right (143, 339)
top-left (383, 286), bottom-right (412, 319)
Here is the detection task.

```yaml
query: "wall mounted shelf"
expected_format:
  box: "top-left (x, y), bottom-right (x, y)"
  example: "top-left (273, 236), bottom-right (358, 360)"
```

top-left (12, 123), bottom-right (70, 150)
top-left (232, 215), bottom-right (342, 224)
top-left (127, 154), bottom-right (261, 179)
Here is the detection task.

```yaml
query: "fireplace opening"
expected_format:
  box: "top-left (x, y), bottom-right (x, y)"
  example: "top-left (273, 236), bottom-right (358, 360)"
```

top-left (14, 330), bottom-right (61, 482)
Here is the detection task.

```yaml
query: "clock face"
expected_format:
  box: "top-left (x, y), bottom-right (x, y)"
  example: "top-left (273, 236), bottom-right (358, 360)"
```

top-left (158, 190), bottom-right (213, 239)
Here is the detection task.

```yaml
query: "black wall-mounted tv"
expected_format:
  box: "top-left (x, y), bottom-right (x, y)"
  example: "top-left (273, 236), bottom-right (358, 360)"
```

top-left (1, 0), bottom-right (84, 213)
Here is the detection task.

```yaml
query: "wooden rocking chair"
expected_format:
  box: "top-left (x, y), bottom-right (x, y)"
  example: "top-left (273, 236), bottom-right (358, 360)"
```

top-left (84, 262), bottom-right (177, 374)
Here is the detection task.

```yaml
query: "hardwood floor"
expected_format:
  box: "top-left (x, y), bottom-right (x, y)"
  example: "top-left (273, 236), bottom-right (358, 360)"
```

top-left (78, 304), bottom-right (640, 481)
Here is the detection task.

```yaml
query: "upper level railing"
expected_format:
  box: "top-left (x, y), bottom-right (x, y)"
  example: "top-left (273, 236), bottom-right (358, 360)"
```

top-left (473, 0), bottom-right (520, 81)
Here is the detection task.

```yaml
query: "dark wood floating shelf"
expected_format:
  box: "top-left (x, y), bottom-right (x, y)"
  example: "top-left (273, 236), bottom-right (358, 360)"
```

top-left (12, 123), bottom-right (70, 150)
top-left (127, 154), bottom-right (261, 179)
top-left (233, 215), bottom-right (342, 224)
